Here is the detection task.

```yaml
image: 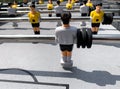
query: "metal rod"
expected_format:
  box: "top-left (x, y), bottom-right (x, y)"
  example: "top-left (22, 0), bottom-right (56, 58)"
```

top-left (0, 16), bottom-right (120, 22)
top-left (0, 3), bottom-right (116, 10)
top-left (93, 34), bottom-right (120, 41)
top-left (0, 9), bottom-right (119, 13)
top-left (0, 34), bottom-right (120, 44)
top-left (35, 3), bottom-right (110, 7)
top-left (64, 9), bottom-right (120, 13)
top-left (0, 35), bottom-right (55, 43)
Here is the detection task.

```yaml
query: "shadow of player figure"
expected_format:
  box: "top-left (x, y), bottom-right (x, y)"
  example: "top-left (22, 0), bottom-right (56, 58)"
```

top-left (70, 67), bottom-right (120, 86)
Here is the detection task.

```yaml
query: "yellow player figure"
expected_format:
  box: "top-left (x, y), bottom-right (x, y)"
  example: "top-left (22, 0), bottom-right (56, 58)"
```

top-left (47, 3), bottom-right (53, 10)
top-left (66, 0), bottom-right (73, 10)
top-left (90, 3), bottom-right (104, 34)
top-left (47, 0), bottom-right (53, 17)
top-left (60, 0), bottom-right (64, 3)
top-left (47, 0), bottom-right (53, 10)
top-left (12, 0), bottom-right (18, 9)
top-left (39, 0), bottom-right (44, 4)
top-left (86, 0), bottom-right (93, 8)
top-left (28, 4), bottom-right (41, 35)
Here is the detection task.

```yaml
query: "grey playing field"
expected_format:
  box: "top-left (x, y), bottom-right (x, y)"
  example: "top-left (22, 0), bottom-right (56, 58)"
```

top-left (0, 3), bottom-right (120, 89)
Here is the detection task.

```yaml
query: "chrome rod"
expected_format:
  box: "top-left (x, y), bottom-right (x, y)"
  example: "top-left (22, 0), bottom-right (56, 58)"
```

top-left (0, 9), bottom-right (119, 14)
top-left (1, 5), bottom-right (117, 10)
top-left (0, 16), bottom-right (119, 22)
top-left (0, 35), bottom-right (55, 43)
top-left (0, 34), bottom-right (120, 44)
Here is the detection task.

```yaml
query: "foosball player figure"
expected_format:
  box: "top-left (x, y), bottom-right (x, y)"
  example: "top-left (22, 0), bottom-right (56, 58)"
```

top-left (90, 3), bottom-right (104, 34)
top-left (47, 0), bottom-right (53, 17)
top-left (55, 12), bottom-right (77, 69)
top-left (28, 4), bottom-right (41, 35)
